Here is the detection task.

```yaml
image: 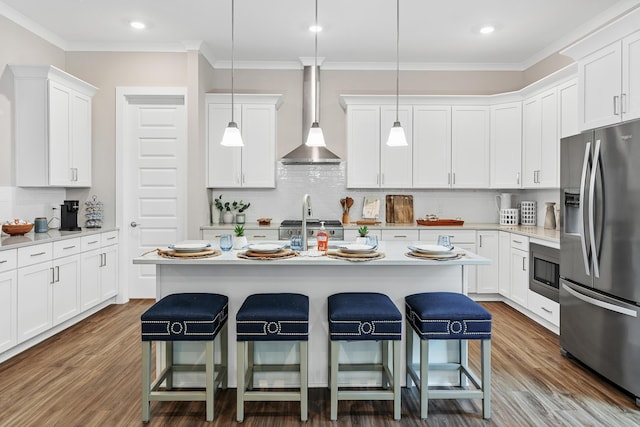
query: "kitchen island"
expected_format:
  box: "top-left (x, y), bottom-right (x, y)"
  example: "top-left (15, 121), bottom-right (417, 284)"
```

top-left (133, 241), bottom-right (489, 388)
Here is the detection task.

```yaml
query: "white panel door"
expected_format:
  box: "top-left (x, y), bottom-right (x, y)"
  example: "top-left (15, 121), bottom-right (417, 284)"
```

top-left (124, 94), bottom-right (187, 298)
top-left (413, 106), bottom-right (451, 188)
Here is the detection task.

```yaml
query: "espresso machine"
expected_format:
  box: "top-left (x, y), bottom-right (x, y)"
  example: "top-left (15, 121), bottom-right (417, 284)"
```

top-left (60, 200), bottom-right (81, 231)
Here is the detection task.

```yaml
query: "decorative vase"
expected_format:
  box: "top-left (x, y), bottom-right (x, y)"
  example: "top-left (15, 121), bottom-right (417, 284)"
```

top-left (355, 237), bottom-right (367, 244)
top-left (233, 235), bottom-right (248, 249)
top-left (544, 202), bottom-right (557, 230)
top-left (223, 211), bottom-right (234, 224)
top-left (236, 213), bottom-right (246, 224)
top-left (211, 205), bottom-right (221, 224)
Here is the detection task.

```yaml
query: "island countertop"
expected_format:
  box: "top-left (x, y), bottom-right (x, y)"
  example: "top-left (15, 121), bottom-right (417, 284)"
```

top-left (133, 240), bottom-right (490, 266)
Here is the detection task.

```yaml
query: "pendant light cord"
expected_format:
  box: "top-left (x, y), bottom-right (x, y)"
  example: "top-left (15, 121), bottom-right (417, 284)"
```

top-left (395, 0), bottom-right (400, 122)
top-left (314, 0), bottom-right (319, 123)
top-left (231, 0), bottom-right (236, 123)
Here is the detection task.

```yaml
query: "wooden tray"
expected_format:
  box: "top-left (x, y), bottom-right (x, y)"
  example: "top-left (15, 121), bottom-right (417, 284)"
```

top-left (156, 248), bottom-right (221, 258)
top-left (355, 220), bottom-right (381, 225)
top-left (416, 219), bottom-right (465, 226)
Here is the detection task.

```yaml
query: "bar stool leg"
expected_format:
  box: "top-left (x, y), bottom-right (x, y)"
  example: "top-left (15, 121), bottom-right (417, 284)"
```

top-left (205, 340), bottom-right (214, 421)
top-left (393, 340), bottom-right (401, 420)
top-left (482, 339), bottom-right (492, 419)
top-left (221, 322), bottom-right (228, 389)
top-left (237, 341), bottom-right (246, 422)
top-left (142, 341), bottom-right (151, 423)
top-left (420, 338), bottom-right (429, 419)
top-left (330, 340), bottom-right (339, 421)
top-left (406, 323), bottom-right (414, 387)
top-left (165, 341), bottom-right (173, 389)
top-left (382, 340), bottom-right (390, 389)
top-left (300, 341), bottom-right (309, 421)
top-left (460, 339), bottom-right (468, 386)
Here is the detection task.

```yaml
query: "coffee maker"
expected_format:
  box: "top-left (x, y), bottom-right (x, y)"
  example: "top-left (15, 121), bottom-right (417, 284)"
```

top-left (60, 200), bottom-right (81, 231)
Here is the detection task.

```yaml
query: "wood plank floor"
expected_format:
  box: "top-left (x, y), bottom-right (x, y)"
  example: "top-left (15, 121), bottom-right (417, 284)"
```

top-left (1, 300), bottom-right (639, 426)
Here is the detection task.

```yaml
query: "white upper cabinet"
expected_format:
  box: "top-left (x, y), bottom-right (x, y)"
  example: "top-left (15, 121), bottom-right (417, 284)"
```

top-left (490, 102), bottom-right (522, 188)
top-left (558, 79), bottom-right (579, 138)
top-left (561, 9), bottom-right (640, 130)
top-left (346, 104), bottom-right (413, 188)
top-left (11, 65), bottom-right (97, 187)
top-left (523, 89), bottom-right (558, 188)
top-left (451, 106), bottom-right (490, 188)
top-left (206, 94), bottom-right (282, 188)
top-left (413, 106), bottom-right (452, 188)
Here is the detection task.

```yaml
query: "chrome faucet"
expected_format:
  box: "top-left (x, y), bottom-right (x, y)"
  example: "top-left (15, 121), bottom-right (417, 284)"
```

top-left (302, 194), bottom-right (313, 250)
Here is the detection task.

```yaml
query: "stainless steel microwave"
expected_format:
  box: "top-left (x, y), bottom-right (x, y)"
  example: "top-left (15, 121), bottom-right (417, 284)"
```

top-left (529, 243), bottom-right (560, 303)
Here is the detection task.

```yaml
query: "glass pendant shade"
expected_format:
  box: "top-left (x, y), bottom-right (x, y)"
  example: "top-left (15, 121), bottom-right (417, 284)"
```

top-left (305, 122), bottom-right (326, 147)
top-left (386, 121), bottom-right (408, 147)
top-left (221, 121), bottom-right (243, 147)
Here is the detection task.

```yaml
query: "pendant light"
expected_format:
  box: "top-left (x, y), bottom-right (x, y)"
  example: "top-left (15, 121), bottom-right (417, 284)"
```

top-left (221, 0), bottom-right (243, 147)
top-left (386, 0), bottom-right (408, 147)
top-left (305, 0), bottom-right (326, 147)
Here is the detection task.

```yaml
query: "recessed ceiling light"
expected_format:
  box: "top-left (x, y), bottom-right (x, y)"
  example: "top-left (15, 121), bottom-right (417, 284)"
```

top-left (479, 25), bottom-right (495, 35)
top-left (309, 25), bottom-right (322, 33)
top-left (130, 21), bottom-right (146, 30)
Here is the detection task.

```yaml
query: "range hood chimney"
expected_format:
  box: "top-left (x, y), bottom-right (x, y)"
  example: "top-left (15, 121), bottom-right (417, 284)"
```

top-left (281, 65), bottom-right (341, 164)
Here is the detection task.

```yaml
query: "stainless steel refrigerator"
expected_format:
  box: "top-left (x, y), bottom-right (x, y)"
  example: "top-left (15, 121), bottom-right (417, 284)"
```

top-left (560, 120), bottom-right (640, 406)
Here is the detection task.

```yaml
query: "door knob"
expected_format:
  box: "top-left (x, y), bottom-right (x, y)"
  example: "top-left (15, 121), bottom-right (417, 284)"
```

top-left (130, 221), bottom-right (138, 228)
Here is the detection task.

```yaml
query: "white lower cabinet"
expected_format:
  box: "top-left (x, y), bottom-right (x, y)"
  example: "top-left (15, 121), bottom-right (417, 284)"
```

top-left (80, 232), bottom-right (119, 310)
top-left (381, 229), bottom-right (419, 241)
top-left (52, 254), bottom-right (81, 326)
top-left (0, 269), bottom-right (18, 353)
top-left (81, 249), bottom-right (102, 311)
top-left (476, 231), bottom-right (499, 293)
top-left (100, 244), bottom-right (118, 300)
top-left (17, 261), bottom-right (52, 342)
top-left (509, 235), bottom-right (530, 307)
top-left (498, 232), bottom-right (512, 297)
top-left (527, 290), bottom-right (560, 327)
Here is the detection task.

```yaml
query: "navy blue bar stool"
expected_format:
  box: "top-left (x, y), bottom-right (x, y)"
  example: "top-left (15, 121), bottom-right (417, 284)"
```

top-left (328, 292), bottom-right (402, 420)
top-left (405, 292), bottom-right (492, 419)
top-left (236, 293), bottom-right (309, 422)
top-left (141, 293), bottom-right (228, 422)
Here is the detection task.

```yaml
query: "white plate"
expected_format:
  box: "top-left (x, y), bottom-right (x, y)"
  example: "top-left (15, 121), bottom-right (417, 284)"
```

top-left (246, 243), bottom-right (286, 253)
top-left (169, 241), bottom-right (211, 252)
top-left (338, 244), bottom-right (376, 254)
top-left (407, 244), bottom-right (454, 255)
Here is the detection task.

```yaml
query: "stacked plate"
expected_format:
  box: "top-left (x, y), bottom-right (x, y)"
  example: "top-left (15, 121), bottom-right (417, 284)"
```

top-left (168, 241), bottom-right (212, 253)
top-left (245, 243), bottom-right (287, 254)
top-left (407, 244), bottom-right (460, 260)
top-left (336, 244), bottom-right (377, 254)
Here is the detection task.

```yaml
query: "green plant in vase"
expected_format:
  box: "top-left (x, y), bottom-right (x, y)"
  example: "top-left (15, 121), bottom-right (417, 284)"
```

top-left (234, 201), bottom-right (250, 224)
top-left (358, 226), bottom-right (369, 237)
top-left (233, 225), bottom-right (248, 249)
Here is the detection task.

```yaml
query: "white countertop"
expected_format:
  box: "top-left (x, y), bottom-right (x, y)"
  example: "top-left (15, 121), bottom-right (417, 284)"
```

top-left (133, 240), bottom-right (490, 266)
top-left (0, 227), bottom-right (118, 250)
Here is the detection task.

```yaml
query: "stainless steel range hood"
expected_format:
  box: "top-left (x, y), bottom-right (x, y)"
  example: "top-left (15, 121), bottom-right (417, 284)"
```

top-left (281, 65), bottom-right (341, 164)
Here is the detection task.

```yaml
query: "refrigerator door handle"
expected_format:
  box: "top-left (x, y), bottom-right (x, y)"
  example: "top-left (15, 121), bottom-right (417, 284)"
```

top-left (579, 141), bottom-right (591, 275)
top-left (562, 283), bottom-right (638, 318)
top-left (589, 139), bottom-right (601, 278)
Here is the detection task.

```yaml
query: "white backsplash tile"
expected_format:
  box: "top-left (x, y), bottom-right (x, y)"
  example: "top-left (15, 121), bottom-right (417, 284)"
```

top-left (207, 165), bottom-right (560, 225)
top-left (1, 186), bottom-right (66, 224)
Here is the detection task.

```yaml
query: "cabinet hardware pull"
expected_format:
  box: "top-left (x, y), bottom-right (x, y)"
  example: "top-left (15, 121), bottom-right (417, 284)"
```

top-left (541, 307), bottom-right (552, 314)
top-left (381, 173), bottom-right (385, 185)
top-left (516, 172), bottom-right (520, 185)
top-left (622, 93), bottom-right (627, 114)
top-left (479, 235), bottom-right (483, 247)
top-left (452, 173), bottom-right (456, 185)
top-left (30, 252), bottom-right (46, 257)
top-left (0, 260), bottom-right (7, 264)
top-left (522, 257), bottom-right (526, 271)
top-left (107, 236), bottom-right (116, 240)
top-left (252, 235), bottom-right (266, 238)
top-left (513, 240), bottom-right (522, 244)
top-left (88, 240), bottom-right (99, 244)
top-left (614, 95), bottom-right (620, 115)
top-left (56, 266), bottom-right (60, 283)
top-left (51, 267), bottom-right (55, 284)
top-left (63, 246), bottom-right (75, 250)
top-left (394, 235), bottom-right (407, 238)
top-left (447, 173), bottom-right (451, 185)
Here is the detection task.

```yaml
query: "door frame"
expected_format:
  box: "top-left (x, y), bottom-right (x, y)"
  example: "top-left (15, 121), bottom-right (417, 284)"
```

top-left (115, 86), bottom-right (188, 303)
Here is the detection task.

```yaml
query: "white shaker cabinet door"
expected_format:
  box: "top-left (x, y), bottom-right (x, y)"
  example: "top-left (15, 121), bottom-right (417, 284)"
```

top-left (0, 270), bottom-right (17, 353)
top-left (622, 30), bottom-right (640, 123)
top-left (490, 102), bottom-right (522, 189)
top-left (17, 262), bottom-right (52, 343)
top-left (100, 244), bottom-right (119, 301)
top-left (48, 81), bottom-right (73, 186)
top-left (347, 105), bottom-right (381, 188)
top-left (207, 103), bottom-right (243, 187)
top-left (240, 104), bottom-right (276, 188)
top-left (413, 106), bottom-right (452, 188)
top-left (476, 231), bottom-right (499, 294)
top-left (380, 105), bottom-right (413, 188)
top-left (451, 106), bottom-right (490, 188)
top-left (510, 248), bottom-right (529, 308)
top-left (52, 254), bottom-right (81, 326)
top-left (498, 231), bottom-right (512, 297)
top-left (81, 249), bottom-right (102, 311)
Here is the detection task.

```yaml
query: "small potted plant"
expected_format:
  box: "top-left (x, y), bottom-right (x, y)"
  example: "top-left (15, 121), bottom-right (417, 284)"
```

top-left (234, 201), bottom-right (250, 224)
top-left (356, 226), bottom-right (369, 244)
top-left (233, 225), bottom-right (248, 249)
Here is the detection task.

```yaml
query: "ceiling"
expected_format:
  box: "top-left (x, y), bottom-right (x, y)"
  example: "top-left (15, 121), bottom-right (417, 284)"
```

top-left (2, 0), bottom-right (640, 70)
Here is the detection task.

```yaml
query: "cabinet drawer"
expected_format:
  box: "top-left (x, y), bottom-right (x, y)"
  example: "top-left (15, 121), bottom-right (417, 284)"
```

top-left (510, 235), bottom-right (529, 251)
top-left (81, 235), bottom-right (102, 252)
top-left (244, 229), bottom-right (279, 241)
top-left (419, 229), bottom-right (476, 244)
top-left (527, 290), bottom-right (560, 327)
top-left (381, 229), bottom-right (419, 241)
top-left (101, 231), bottom-right (119, 246)
top-left (0, 249), bottom-right (17, 273)
top-left (17, 243), bottom-right (53, 267)
top-left (53, 238), bottom-right (81, 258)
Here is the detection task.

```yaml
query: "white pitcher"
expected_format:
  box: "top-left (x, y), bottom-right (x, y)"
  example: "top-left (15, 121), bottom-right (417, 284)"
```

top-left (495, 193), bottom-right (513, 211)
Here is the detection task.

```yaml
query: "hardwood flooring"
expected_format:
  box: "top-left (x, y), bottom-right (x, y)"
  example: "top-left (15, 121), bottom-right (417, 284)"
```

top-left (1, 300), bottom-right (639, 426)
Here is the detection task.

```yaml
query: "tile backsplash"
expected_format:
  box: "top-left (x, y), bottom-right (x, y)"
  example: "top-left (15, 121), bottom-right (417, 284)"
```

top-left (0, 186), bottom-right (66, 226)
top-left (207, 164), bottom-right (560, 226)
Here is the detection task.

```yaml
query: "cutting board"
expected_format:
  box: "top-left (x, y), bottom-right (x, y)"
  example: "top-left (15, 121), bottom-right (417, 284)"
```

top-left (385, 195), bottom-right (414, 224)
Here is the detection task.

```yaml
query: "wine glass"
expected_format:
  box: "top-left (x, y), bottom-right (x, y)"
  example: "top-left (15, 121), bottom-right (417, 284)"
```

top-left (219, 234), bottom-right (233, 252)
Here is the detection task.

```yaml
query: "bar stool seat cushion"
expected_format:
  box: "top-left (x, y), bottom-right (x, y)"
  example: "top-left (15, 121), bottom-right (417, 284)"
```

top-left (405, 292), bottom-right (491, 340)
top-left (329, 292), bottom-right (402, 341)
top-left (141, 293), bottom-right (228, 342)
top-left (236, 293), bottom-right (309, 341)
